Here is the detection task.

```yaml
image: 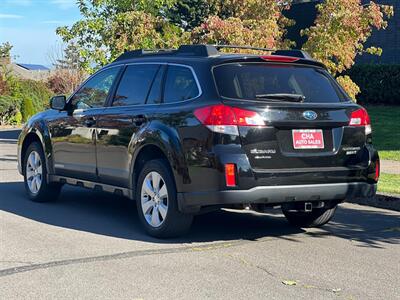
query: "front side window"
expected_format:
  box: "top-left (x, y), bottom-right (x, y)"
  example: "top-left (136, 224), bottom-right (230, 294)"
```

top-left (113, 64), bottom-right (160, 106)
top-left (213, 63), bottom-right (348, 103)
top-left (70, 67), bottom-right (121, 109)
top-left (163, 66), bottom-right (199, 103)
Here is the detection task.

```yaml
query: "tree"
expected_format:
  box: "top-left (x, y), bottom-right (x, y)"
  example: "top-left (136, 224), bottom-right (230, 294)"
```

top-left (47, 42), bottom-right (87, 94)
top-left (301, 0), bottom-right (393, 100)
top-left (0, 70), bottom-right (9, 95)
top-left (51, 42), bottom-right (82, 70)
top-left (56, 0), bottom-right (393, 100)
top-left (167, 0), bottom-right (217, 31)
top-left (56, 0), bottom-right (185, 72)
top-left (0, 42), bottom-right (12, 58)
top-left (191, 0), bottom-right (293, 51)
top-left (47, 69), bottom-right (86, 95)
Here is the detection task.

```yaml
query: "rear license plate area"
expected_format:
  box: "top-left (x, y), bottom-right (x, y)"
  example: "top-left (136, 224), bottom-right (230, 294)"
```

top-left (292, 129), bottom-right (324, 149)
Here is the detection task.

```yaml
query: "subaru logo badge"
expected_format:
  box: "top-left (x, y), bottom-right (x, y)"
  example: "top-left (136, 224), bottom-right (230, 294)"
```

top-left (303, 111), bottom-right (317, 120)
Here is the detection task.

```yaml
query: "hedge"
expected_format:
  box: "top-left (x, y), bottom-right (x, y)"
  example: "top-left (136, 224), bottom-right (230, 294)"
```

top-left (346, 64), bottom-right (400, 105)
top-left (0, 71), bottom-right (54, 125)
top-left (12, 79), bottom-right (53, 113)
top-left (0, 95), bottom-right (20, 125)
top-left (21, 98), bottom-right (35, 122)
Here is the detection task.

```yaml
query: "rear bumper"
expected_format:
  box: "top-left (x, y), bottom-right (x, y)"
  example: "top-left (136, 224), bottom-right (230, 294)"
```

top-left (177, 182), bottom-right (377, 213)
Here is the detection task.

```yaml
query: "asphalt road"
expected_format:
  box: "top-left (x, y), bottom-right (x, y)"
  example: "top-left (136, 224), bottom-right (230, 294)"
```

top-left (1, 129), bottom-right (399, 300)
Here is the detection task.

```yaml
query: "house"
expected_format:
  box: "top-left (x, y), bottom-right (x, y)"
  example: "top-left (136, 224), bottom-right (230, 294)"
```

top-left (0, 57), bottom-right (52, 81)
top-left (9, 63), bottom-right (51, 81)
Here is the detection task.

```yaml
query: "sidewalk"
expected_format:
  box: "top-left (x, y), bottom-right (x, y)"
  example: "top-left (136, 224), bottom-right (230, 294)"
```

top-left (380, 160), bottom-right (400, 174)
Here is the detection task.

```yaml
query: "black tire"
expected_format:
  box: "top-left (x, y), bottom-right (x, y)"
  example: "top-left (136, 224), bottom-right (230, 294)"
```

top-left (282, 205), bottom-right (337, 228)
top-left (23, 142), bottom-right (62, 202)
top-left (136, 159), bottom-right (193, 238)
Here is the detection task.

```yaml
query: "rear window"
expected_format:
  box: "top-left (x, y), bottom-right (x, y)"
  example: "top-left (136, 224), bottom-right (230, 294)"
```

top-left (213, 63), bottom-right (348, 103)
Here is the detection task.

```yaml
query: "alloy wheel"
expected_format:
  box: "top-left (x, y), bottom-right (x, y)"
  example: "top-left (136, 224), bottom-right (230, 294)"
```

top-left (141, 171), bottom-right (169, 228)
top-left (26, 151), bottom-right (43, 194)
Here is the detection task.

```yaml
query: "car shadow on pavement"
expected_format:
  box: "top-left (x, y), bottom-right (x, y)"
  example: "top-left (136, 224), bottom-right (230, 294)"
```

top-left (0, 181), bottom-right (399, 247)
top-left (0, 156), bottom-right (17, 162)
top-left (307, 205), bottom-right (400, 249)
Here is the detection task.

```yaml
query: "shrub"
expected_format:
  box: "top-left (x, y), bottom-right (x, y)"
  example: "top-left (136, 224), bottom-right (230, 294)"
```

top-left (0, 74), bottom-right (8, 95)
top-left (346, 64), bottom-right (400, 105)
top-left (47, 69), bottom-right (86, 95)
top-left (0, 95), bottom-right (20, 125)
top-left (7, 110), bottom-right (22, 125)
top-left (13, 79), bottom-right (53, 112)
top-left (1, 66), bottom-right (53, 125)
top-left (21, 98), bottom-right (35, 122)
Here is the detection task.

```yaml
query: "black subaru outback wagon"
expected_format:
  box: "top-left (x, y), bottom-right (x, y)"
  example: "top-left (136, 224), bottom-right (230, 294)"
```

top-left (18, 45), bottom-right (379, 238)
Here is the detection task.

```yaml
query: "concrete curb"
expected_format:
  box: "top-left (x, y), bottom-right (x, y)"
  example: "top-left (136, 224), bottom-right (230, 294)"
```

top-left (348, 193), bottom-right (400, 212)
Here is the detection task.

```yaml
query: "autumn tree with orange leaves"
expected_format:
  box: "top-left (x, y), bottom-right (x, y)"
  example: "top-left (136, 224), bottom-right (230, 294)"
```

top-left (191, 0), bottom-right (294, 51)
top-left (301, 0), bottom-right (394, 99)
top-left (57, 0), bottom-right (394, 101)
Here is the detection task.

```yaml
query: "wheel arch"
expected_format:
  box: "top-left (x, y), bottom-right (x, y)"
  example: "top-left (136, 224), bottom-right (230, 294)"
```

top-left (130, 124), bottom-right (189, 194)
top-left (131, 144), bottom-right (169, 191)
top-left (20, 123), bottom-right (54, 176)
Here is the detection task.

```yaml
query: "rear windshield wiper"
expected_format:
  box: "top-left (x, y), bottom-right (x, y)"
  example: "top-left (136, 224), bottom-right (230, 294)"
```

top-left (254, 93), bottom-right (305, 102)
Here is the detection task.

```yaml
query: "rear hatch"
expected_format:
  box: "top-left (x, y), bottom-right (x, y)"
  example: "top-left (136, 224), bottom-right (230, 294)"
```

top-left (213, 62), bottom-right (369, 173)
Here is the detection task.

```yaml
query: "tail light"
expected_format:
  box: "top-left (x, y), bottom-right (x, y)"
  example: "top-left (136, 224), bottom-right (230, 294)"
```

top-left (374, 160), bottom-right (380, 182)
top-left (349, 108), bottom-right (372, 135)
top-left (225, 163), bottom-right (237, 187)
top-left (260, 55), bottom-right (300, 63)
top-left (194, 104), bottom-right (265, 136)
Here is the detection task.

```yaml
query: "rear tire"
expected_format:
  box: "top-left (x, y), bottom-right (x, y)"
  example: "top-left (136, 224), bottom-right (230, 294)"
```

top-left (23, 142), bottom-right (62, 202)
top-left (282, 204), bottom-right (337, 228)
top-left (136, 159), bottom-right (193, 238)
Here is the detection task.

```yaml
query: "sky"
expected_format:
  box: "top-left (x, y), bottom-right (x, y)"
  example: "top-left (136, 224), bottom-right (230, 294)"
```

top-left (0, 0), bottom-right (81, 66)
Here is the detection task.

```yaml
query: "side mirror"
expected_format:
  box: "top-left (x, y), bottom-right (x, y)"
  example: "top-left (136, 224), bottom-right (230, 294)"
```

top-left (50, 95), bottom-right (67, 111)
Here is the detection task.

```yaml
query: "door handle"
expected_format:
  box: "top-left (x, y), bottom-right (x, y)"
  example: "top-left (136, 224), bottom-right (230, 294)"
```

top-left (132, 115), bottom-right (146, 126)
top-left (84, 117), bottom-right (96, 127)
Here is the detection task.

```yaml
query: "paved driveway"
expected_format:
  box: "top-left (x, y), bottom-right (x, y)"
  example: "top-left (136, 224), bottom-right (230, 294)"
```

top-left (1, 129), bottom-right (399, 299)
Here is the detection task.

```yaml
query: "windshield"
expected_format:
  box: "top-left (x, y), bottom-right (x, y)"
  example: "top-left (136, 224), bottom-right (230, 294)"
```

top-left (213, 63), bottom-right (348, 103)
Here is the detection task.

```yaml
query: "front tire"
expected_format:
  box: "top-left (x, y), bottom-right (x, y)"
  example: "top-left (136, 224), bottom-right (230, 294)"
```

top-left (23, 142), bottom-right (62, 202)
top-left (136, 159), bottom-right (193, 238)
top-left (282, 204), bottom-right (337, 228)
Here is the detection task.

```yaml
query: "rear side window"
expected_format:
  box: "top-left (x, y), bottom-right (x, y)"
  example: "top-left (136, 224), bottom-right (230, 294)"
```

top-left (213, 63), bottom-right (347, 103)
top-left (113, 64), bottom-right (159, 106)
top-left (147, 65), bottom-right (166, 105)
top-left (163, 65), bottom-right (199, 103)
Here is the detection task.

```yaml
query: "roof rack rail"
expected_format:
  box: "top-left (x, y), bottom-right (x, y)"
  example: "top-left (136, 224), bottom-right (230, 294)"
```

top-left (214, 45), bottom-right (313, 59)
top-left (113, 44), bottom-right (313, 62)
top-left (114, 49), bottom-right (175, 61)
top-left (177, 45), bottom-right (219, 56)
top-left (114, 45), bottom-right (219, 61)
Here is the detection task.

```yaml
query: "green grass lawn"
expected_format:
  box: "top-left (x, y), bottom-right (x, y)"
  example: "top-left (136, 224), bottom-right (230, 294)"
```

top-left (378, 173), bottom-right (400, 195)
top-left (366, 105), bottom-right (400, 161)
